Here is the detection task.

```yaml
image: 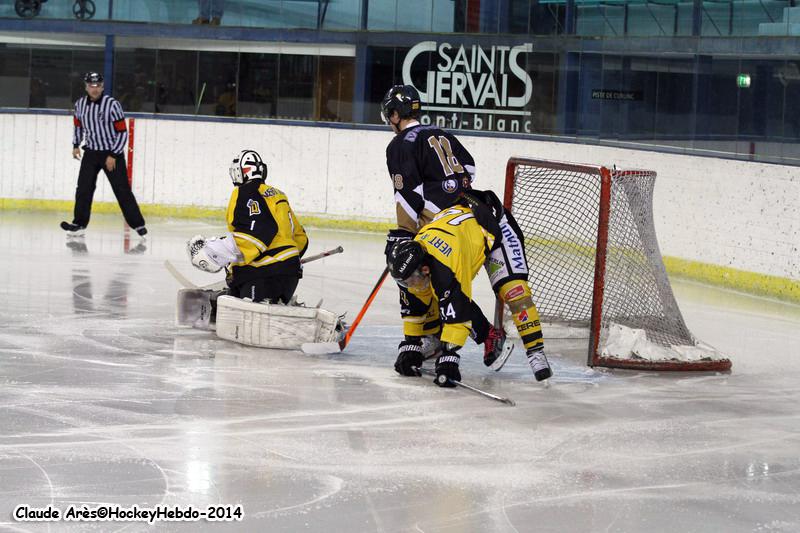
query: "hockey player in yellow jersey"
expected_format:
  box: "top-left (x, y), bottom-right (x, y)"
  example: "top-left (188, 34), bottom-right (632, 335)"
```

top-left (187, 149), bottom-right (308, 303)
top-left (388, 204), bottom-right (552, 386)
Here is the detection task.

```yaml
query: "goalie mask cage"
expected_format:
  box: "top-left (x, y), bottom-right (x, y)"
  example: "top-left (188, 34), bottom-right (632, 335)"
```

top-left (504, 157), bottom-right (731, 372)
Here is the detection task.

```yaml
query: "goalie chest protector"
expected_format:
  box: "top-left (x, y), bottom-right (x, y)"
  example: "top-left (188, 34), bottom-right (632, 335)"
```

top-left (215, 295), bottom-right (341, 350)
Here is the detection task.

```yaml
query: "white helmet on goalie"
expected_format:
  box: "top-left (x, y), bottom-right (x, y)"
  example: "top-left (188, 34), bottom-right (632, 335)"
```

top-left (229, 149), bottom-right (267, 186)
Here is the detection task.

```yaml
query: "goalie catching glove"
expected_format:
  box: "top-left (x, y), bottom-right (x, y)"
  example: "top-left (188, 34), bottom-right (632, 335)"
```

top-left (187, 234), bottom-right (243, 273)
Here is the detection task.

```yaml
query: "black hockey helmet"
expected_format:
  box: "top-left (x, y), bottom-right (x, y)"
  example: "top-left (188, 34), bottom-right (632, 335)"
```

top-left (83, 71), bottom-right (104, 85)
top-left (388, 240), bottom-right (427, 287)
top-left (381, 84), bottom-right (421, 124)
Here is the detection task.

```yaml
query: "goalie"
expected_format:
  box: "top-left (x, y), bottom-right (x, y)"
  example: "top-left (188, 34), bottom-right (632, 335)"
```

top-left (181, 150), bottom-right (343, 350)
top-left (187, 149), bottom-right (308, 303)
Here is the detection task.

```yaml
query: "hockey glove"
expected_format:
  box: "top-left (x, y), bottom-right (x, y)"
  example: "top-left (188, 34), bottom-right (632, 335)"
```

top-left (188, 234), bottom-right (242, 273)
top-left (434, 351), bottom-right (461, 387)
top-left (394, 338), bottom-right (424, 376)
top-left (385, 229), bottom-right (415, 259)
top-left (483, 325), bottom-right (506, 367)
top-left (187, 235), bottom-right (222, 273)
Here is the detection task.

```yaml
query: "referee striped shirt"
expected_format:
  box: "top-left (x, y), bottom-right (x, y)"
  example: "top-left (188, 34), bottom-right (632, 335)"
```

top-left (72, 94), bottom-right (128, 155)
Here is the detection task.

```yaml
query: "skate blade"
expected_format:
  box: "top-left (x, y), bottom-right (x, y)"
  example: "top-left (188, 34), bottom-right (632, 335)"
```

top-left (491, 343), bottom-right (515, 372)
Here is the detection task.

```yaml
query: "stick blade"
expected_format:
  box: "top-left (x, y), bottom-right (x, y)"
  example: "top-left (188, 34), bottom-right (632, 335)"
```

top-left (301, 342), bottom-right (342, 355)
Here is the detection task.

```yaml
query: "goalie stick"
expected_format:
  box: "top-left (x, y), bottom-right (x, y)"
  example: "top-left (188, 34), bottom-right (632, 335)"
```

top-left (413, 366), bottom-right (516, 406)
top-left (166, 245), bottom-right (345, 291)
top-left (165, 260), bottom-right (198, 289)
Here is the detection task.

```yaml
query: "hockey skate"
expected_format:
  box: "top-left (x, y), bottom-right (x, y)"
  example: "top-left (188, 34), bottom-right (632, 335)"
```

top-left (420, 335), bottom-right (442, 359)
top-left (60, 221), bottom-right (85, 237)
top-left (527, 347), bottom-right (552, 381)
top-left (484, 326), bottom-right (514, 371)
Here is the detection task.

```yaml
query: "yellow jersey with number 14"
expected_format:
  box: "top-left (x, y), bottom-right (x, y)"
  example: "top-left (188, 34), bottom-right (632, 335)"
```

top-left (413, 204), bottom-right (497, 346)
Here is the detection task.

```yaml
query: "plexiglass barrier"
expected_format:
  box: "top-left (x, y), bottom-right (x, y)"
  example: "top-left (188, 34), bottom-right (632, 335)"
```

top-left (1, 0), bottom-right (797, 36)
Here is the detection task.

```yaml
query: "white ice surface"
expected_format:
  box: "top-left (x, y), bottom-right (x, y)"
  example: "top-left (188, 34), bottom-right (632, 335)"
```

top-left (1, 211), bottom-right (799, 532)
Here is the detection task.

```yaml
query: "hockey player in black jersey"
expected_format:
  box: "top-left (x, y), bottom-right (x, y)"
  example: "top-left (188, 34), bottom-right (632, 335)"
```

top-left (381, 84), bottom-right (551, 381)
top-left (187, 149), bottom-right (308, 304)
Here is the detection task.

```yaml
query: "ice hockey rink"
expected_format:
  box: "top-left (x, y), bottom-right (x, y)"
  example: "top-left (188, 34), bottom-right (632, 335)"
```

top-left (1, 210), bottom-right (799, 532)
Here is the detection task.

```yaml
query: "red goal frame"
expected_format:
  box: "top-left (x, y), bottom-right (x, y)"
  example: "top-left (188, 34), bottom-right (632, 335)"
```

top-left (503, 157), bottom-right (731, 372)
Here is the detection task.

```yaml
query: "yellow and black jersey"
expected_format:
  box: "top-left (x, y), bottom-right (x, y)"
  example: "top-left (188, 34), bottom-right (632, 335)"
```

top-left (225, 178), bottom-right (308, 284)
top-left (412, 205), bottom-right (500, 347)
top-left (386, 124), bottom-right (476, 233)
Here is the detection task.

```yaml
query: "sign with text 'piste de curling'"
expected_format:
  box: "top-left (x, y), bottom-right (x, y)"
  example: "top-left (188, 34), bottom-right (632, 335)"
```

top-left (402, 41), bottom-right (533, 133)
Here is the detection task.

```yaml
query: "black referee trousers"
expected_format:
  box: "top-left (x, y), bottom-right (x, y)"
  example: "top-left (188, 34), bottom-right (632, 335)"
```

top-left (72, 149), bottom-right (145, 229)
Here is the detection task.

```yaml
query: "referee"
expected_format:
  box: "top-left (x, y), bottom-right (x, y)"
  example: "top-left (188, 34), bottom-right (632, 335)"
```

top-left (61, 72), bottom-right (147, 237)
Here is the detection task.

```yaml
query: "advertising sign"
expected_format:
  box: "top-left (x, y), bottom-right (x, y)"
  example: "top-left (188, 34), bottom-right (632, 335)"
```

top-left (401, 41), bottom-right (534, 133)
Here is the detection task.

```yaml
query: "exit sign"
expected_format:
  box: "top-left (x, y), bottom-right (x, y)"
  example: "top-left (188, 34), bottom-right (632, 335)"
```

top-left (737, 74), bottom-right (751, 88)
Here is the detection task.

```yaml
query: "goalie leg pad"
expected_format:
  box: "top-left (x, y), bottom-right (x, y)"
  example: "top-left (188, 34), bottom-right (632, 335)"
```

top-left (215, 295), bottom-right (343, 350)
top-left (176, 289), bottom-right (217, 330)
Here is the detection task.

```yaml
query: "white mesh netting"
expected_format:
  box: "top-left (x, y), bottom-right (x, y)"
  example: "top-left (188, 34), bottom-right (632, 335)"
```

top-left (506, 158), bottom-right (730, 371)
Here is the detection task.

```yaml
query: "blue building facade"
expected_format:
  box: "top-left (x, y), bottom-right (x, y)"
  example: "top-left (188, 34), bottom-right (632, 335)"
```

top-left (1, 0), bottom-right (798, 164)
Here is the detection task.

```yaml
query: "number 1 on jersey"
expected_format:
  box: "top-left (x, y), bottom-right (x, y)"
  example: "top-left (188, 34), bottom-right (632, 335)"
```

top-left (428, 136), bottom-right (464, 177)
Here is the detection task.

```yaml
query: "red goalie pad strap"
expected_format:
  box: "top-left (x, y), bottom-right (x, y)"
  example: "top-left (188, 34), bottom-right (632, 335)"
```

top-left (113, 119), bottom-right (127, 132)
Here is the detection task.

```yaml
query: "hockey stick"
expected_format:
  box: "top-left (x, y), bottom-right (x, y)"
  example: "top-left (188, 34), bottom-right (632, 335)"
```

top-left (166, 246), bottom-right (345, 290)
top-left (302, 245), bottom-right (344, 265)
top-left (305, 278), bottom-right (439, 357)
top-left (165, 259), bottom-right (199, 289)
top-left (414, 366), bottom-right (516, 406)
top-left (338, 266), bottom-right (389, 350)
top-left (300, 266), bottom-right (389, 354)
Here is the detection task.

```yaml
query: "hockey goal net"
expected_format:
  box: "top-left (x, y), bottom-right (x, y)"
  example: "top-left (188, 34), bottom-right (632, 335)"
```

top-left (503, 157), bottom-right (731, 371)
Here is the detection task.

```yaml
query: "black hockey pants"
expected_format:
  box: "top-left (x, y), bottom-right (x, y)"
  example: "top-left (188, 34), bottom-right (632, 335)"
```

top-left (72, 149), bottom-right (145, 229)
top-left (232, 274), bottom-right (300, 304)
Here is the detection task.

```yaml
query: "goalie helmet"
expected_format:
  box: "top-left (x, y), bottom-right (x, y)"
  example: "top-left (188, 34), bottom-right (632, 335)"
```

top-left (388, 240), bottom-right (427, 288)
top-left (229, 149), bottom-right (267, 186)
top-left (380, 84), bottom-right (421, 125)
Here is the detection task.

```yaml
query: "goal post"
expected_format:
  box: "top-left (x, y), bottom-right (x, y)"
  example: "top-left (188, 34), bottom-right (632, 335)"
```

top-left (502, 157), bottom-right (731, 372)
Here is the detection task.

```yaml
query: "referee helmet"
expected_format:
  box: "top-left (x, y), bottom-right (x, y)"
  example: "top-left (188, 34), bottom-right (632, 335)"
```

top-left (83, 72), bottom-right (104, 86)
